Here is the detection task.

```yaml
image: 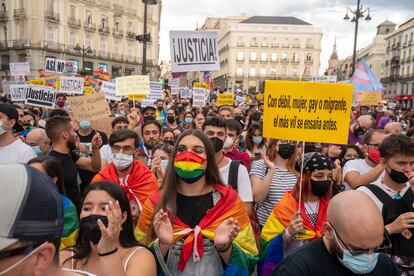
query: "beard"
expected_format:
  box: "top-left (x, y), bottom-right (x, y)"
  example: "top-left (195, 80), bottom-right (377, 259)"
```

top-left (144, 140), bottom-right (156, 150)
top-left (67, 137), bottom-right (77, 151)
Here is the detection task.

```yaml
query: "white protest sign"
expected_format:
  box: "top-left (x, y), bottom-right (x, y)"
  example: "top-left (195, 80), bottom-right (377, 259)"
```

top-left (192, 88), bottom-right (206, 107)
top-left (55, 59), bottom-right (66, 74)
top-left (45, 58), bottom-right (66, 74)
top-left (168, 78), bottom-right (179, 87)
top-left (59, 76), bottom-right (84, 95)
top-left (115, 75), bottom-right (149, 96)
top-left (101, 81), bottom-right (121, 101)
top-left (180, 87), bottom-right (192, 99)
top-left (311, 75), bottom-right (337, 83)
top-left (170, 31), bottom-right (220, 72)
top-left (146, 81), bottom-right (164, 100)
top-left (171, 86), bottom-right (180, 95)
top-left (141, 99), bottom-right (156, 108)
top-left (9, 62), bottom-right (31, 76)
top-left (236, 95), bottom-right (246, 104)
top-left (10, 84), bottom-right (30, 102)
top-left (25, 85), bottom-right (56, 108)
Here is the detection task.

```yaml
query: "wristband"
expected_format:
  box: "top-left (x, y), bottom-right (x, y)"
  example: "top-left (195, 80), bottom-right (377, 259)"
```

top-left (98, 247), bottom-right (118, 257)
top-left (215, 243), bottom-right (231, 253)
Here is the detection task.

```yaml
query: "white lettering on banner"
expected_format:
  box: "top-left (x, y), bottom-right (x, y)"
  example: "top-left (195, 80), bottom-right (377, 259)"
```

top-left (171, 86), bottom-right (180, 95)
top-left (169, 31), bottom-right (220, 72)
top-left (101, 81), bottom-right (121, 101)
top-left (9, 62), bottom-right (31, 76)
top-left (10, 84), bottom-right (30, 102)
top-left (168, 78), bottom-right (180, 87)
top-left (55, 59), bottom-right (66, 74)
top-left (59, 76), bottom-right (84, 94)
top-left (25, 85), bottom-right (56, 108)
top-left (192, 88), bottom-right (206, 107)
top-left (180, 87), bottom-right (192, 99)
top-left (141, 99), bottom-right (155, 108)
top-left (45, 58), bottom-right (56, 73)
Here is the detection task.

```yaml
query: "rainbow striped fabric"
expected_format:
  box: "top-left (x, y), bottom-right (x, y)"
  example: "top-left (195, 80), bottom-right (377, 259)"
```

top-left (259, 192), bottom-right (327, 276)
top-left (45, 73), bottom-right (57, 87)
top-left (173, 151), bottom-right (205, 180)
top-left (135, 184), bottom-right (258, 276)
top-left (59, 195), bottom-right (79, 250)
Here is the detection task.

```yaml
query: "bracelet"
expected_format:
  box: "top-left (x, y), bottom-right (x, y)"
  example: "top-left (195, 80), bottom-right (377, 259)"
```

top-left (98, 247), bottom-right (118, 257)
top-left (215, 243), bottom-right (232, 253)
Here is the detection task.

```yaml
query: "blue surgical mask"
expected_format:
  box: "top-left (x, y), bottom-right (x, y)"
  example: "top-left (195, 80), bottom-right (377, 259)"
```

top-left (0, 121), bottom-right (5, 136)
top-left (184, 117), bottom-right (193, 124)
top-left (252, 136), bottom-right (263, 145)
top-left (31, 146), bottom-right (42, 156)
top-left (160, 159), bottom-right (169, 170)
top-left (79, 120), bottom-right (92, 130)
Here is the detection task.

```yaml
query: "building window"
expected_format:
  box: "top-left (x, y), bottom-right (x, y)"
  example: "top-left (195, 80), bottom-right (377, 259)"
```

top-left (249, 66), bottom-right (256, 76)
top-left (260, 67), bottom-right (266, 76)
top-left (70, 5), bottom-right (76, 18)
top-left (306, 38), bottom-right (312, 45)
top-left (113, 41), bottom-right (120, 53)
top-left (47, 0), bottom-right (55, 11)
top-left (236, 66), bottom-right (243, 76)
top-left (86, 10), bottom-right (92, 25)
top-left (306, 53), bottom-right (312, 61)
top-left (84, 61), bottom-right (93, 72)
top-left (114, 18), bottom-right (121, 31)
top-left (292, 67), bottom-right (298, 76)
top-left (237, 51), bottom-right (244, 61)
top-left (85, 35), bottom-right (92, 48)
top-left (18, 54), bottom-right (26, 62)
top-left (282, 52), bottom-right (288, 61)
top-left (261, 52), bottom-right (267, 61)
top-left (281, 66), bottom-right (287, 76)
top-left (1, 3), bottom-right (5, 14)
top-left (127, 44), bottom-right (133, 56)
top-left (271, 52), bottom-right (277, 62)
top-left (101, 16), bottom-right (107, 29)
top-left (127, 22), bottom-right (133, 33)
top-left (270, 67), bottom-right (276, 76)
top-left (305, 67), bottom-right (311, 77)
top-left (410, 32), bottom-right (413, 42)
top-left (100, 38), bottom-right (106, 51)
top-left (284, 38), bottom-right (289, 47)
top-left (250, 52), bottom-right (256, 61)
top-left (292, 52), bottom-right (298, 62)
top-left (125, 68), bottom-right (134, 76)
top-left (69, 32), bottom-right (76, 46)
top-left (47, 28), bottom-right (54, 42)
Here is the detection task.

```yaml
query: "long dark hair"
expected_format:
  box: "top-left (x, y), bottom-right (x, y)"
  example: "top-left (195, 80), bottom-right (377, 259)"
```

top-left (245, 122), bottom-right (264, 151)
top-left (63, 181), bottom-right (142, 265)
top-left (28, 155), bottom-right (65, 195)
top-left (155, 129), bottom-right (223, 224)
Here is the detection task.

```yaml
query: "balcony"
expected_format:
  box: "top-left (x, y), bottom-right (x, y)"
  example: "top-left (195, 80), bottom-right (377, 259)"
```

top-left (126, 8), bottom-right (136, 15)
top-left (291, 59), bottom-right (300, 64)
top-left (126, 32), bottom-right (135, 40)
top-left (12, 39), bottom-right (29, 48)
top-left (113, 29), bottom-right (124, 38)
top-left (236, 57), bottom-right (244, 61)
top-left (271, 43), bottom-right (279, 48)
top-left (99, 51), bottom-right (109, 59)
top-left (84, 22), bottom-right (96, 32)
top-left (42, 40), bottom-right (63, 50)
top-left (67, 17), bottom-right (81, 28)
top-left (396, 41), bottom-right (401, 48)
top-left (250, 42), bottom-right (258, 47)
top-left (261, 43), bottom-right (268, 47)
top-left (292, 43), bottom-right (300, 48)
top-left (305, 59), bottom-right (313, 64)
top-left (0, 10), bottom-right (8, 21)
top-left (112, 53), bottom-right (122, 61)
top-left (281, 44), bottom-right (290, 48)
top-left (13, 8), bottom-right (25, 19)
top-left (0, 41), bottom-right (11, 49)
top-left (124, 55), bottom-right (136, 63)
top-left (249, 58), bottom-right (257, 62)
top-left (306, 44), bottom-right (314, 49)
top-left (280, 59), bottom-right (289, 64)
top-left (271, 58), bottom-right (278, 63)
top-left (260, 58), bottom-right (268, 62)
top-left (236, 42), bottom-right (245, 47)
top-left (45, 10), bottom-right (60, 23)
top-left (391, 56), bottom-right (400, 63)
top-left (98, 0), bottom-right (110, 8)
top-left (98, 26), bottom-right (110, 35)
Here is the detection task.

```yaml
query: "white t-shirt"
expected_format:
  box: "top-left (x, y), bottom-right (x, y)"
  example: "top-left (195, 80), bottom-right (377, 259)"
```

top-left (100, 144), bottom-right (112, 163)
top-left (0, 139), bottom-right (36, 164)
top-left (219, 159), bottom-right (253, 203)
top-left (342, 159), bottom-right (384, 190)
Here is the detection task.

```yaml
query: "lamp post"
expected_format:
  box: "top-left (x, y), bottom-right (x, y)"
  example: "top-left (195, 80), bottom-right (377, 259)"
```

top-left (344, 0), bottom-right (371, 75)
top-left (74, 43), bottom-right (93, 72)
top-left (137, 0), bottom-right (158, 76)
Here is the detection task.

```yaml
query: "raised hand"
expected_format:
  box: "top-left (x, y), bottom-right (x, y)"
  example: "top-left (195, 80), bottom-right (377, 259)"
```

top-left (97, 200), bottom-right (122, 253)
top-left (153, 209), bottom-right (173, 246)
top-left (91, 132), bottom-right (103, 150)
top-left (214, 218), bottom-right (240, 248)
top-left (287, 211), bottom-right (304, 236)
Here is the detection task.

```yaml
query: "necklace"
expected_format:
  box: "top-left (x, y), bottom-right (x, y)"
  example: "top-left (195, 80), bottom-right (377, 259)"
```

top-left (380, 181), bottom-right (408, 200)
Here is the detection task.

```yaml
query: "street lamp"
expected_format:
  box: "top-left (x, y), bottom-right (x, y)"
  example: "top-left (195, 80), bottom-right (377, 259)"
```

top-left (74, 43), bottom-right (93, 72)
top-left (344, 0), bottom-right (371, 75)
top-left (137, 0), bottom-right (158, 76)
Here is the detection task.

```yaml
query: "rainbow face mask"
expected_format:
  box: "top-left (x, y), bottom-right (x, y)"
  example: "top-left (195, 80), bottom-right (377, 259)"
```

top-left (174, 151), bottom-right (206, 184)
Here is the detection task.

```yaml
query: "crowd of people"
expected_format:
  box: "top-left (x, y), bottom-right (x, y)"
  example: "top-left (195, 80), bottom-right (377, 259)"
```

top-left (0, 91), bottom-right (413, 276)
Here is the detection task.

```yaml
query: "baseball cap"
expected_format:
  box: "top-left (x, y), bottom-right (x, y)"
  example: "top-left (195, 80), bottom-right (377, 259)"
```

top-left (142, 106), bottom-right (156, 113)
top-left (0, 164), bottom-right (63, 251)
top-left (0, 103), bottom-right (24, 132)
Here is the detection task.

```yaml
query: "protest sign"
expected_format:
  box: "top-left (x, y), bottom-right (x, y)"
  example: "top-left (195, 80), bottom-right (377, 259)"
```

top-left (358, 91), bottom-right (382, 106)
top-left (168, 78), bottom-right (179, 87)
top-left (115, 75), bottom-right (149, 96)
top-left (25, 85), bottom-right (56, 108)
top-left (146, 81), bottom-right (164, 100)
top-left (217, 94), bottom-right (234, 107)
top-left (92, 117), bottom-right (113, 137)
top-left (256, 94), bottom-right (264, 100)
top-left (1, 80), bottom-right (15, 95)
top-left (192, 88), bottom-right (206, 107)
top-left (311, 75), bottom-right (337, 83)
top-left (180, 88), bottom-right (192, 99)
top-left (170, 31), bottom-right (220, 72)
top-left (9, 62), bottom-right (31, 76)
top-left (10, 84), bottom-right (30, 102)
top-left (59, 76), bottom-right (84, 95)
top-left (263, 81), bottom-right (353, 144)
top-left (388, 102), bottom-right (396, 109)
top-left (101, 81), bottom-right (121, 101)
top-left (128, 94), bottom-right (146, 101)
top-left (236, 96), bottom-right (246, 104)
top-left (67, 93), bottom-right (110, 121)
top-left (30, 79), bottom-right (45, 86)
top-left (45, 58), bottom-right (66, 74)
top-left (171, 86), bottom-right (180, 96)
top-left (141, 99), bottom-right (156, 108)
top-left (84, 86), bottom-right (93, 95)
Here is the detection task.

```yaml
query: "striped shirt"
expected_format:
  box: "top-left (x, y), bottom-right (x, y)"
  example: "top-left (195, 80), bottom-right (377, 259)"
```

top-left (250, 160), bottom-right (298, 226)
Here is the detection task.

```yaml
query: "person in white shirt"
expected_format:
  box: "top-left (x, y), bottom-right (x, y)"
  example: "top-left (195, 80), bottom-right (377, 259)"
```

top-left (0, 104), bottom-right (36, 164)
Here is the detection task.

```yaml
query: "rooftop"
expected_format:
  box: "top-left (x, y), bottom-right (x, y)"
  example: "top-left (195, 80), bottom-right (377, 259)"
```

top-left (240, 16), bottom-right (311, 25)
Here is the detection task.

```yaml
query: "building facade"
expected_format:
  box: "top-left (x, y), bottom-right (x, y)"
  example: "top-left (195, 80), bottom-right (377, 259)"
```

top-left (382, 18), bottom-right (414, 107)
top-left (328, 21), bottom-right (396, 81)
top-left (203, 16), bottom-right (322, 92)
top-left (0, 0), bottom-right (161, 81)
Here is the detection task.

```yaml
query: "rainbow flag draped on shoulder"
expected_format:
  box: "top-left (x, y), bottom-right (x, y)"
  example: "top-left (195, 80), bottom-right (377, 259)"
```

top-left (259, 192), bottom-right (327, 276)
top-left (60, 195), bottom-right (79, 250)
top-left (135, 184), bottom-right (258, 276)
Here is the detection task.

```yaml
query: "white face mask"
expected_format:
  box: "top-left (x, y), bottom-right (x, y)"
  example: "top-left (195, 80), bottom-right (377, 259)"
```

top-left (112, 153), bottom-right (133, 170)
top-left (223, 136), bottom-right (234, 149)
top-left (0, 121), bottom-right (5, 136)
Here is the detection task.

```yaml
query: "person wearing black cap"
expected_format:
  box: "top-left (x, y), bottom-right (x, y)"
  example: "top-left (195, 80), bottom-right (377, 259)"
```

top-left (0, 164), bottom-right (86, 276)
top-left (0, 104), bottom-right (36, 164)
top-left (142, 106), bottom-right (157, 122)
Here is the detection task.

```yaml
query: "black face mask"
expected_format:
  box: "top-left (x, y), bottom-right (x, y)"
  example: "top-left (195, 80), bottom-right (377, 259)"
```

top-left (80, 215), bottom-right (108, 244)
top-left (341, 158), bottom-right (354, 167)
top-left (144, 115), bottom-right (156, 122)
top-left (234, 115), bottom-right (244, 122)
top-left (210, 137), bottom-right (224, 153)
top-left (310, 179), bottom-right (331, 197)
top-left (278, 143), bottom-right (295, 159)
top-left (387, 166), bottom-right (409, 184)
top-left (353, 124), bottom-right (366, 136)
top-left (163, 140), bottom-right (174, 146)
top-left (167, 115), bottom-right (175, 124)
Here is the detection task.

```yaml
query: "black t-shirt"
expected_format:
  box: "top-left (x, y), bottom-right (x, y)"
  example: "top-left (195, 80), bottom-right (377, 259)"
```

top-left (273, 238), bottom-right (400, 276)
top-left (49, 150), bottom-right (81, 213)
top-left (176, 192), bottom-right (214, 228)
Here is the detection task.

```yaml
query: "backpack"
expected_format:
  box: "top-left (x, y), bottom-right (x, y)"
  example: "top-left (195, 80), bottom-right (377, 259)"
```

top-left (227, 160), bottom-right (241, 190)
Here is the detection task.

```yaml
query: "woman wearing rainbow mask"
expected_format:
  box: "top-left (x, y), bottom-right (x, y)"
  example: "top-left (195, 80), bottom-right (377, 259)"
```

top-left (135, 129), bottom-right (258, 276)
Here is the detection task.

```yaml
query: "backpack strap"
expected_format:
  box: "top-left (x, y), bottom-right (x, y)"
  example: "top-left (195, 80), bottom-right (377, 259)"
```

top-left (228, 160), bottom-right (241, 191)
top-left (363, 184), bottom-right (394, 206)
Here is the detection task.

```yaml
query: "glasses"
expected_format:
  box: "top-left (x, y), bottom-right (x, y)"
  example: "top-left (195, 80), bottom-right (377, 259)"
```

top-left (111, 145), bottom-right (135, 153)
top-left (330, 222), bottom-right (392, 256)
top-left (0, 243), bottom-right (43, 260)
top-left (368, 143), bottom-right (380, 148)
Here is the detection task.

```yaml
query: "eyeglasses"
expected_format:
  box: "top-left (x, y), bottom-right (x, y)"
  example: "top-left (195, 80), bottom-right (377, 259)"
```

top-left (0, 243), bottom-right (43, 260)
top-left (368, 143), bottom-right (380, 148)
top-left (111, 145), bottom-right (135, 153)
top-left (330, 222), bottom-right (392, 256)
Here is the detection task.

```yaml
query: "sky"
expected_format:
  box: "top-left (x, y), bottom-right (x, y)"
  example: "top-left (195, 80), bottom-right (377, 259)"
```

top-left (158, 0), bottom-right (414, 74)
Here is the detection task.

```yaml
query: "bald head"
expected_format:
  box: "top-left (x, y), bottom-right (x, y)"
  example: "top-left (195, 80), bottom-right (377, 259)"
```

top-left (384, 122), bottom-right (402, 135)
top-left (357, 115), bottom-right (373, 130)
top-left (327, 190), bottom-right (384, 250)
top-left (26, 128), bottom-right (51, 154)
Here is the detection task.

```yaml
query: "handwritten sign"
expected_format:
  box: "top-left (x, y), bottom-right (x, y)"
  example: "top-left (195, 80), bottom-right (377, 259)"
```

top-left (9, 62), bottom-right (31, 76)
top-left (180, 88), bottom-right (192, 99)
top-left (59, 76), bottom-right (84, 94)
top-left (358, 91), bottom-right (382, 106)
top-left (141, 99), bottom-right (156, 108)
top-left (115, 75), bottom-right (149, 96)
top-left (67, 93), bottom-right (110, 121)
top-left (217, 94), bottom-right (234, 106)
top-left (25, 85), bottom-right (56, 108)
top-left (192, 88), bottom-right (206, 107)
top-left (101, 81), bottom-right (121, 101)
top-left (10, 84), bottom-right (30, 102)
top-left (168, 78), bottom-right (180, 87)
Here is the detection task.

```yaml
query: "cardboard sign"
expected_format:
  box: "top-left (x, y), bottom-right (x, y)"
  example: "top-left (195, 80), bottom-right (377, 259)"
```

top-left (101, 81), bottom-right (121, 101)
top-left (115, 75), bottom-right (149, 96)
top-left (170, 31), bottom-right (220, 72)
top-left (168, 78), bottom-right (180, 87)
top-left (263, 81), bottom-right (353, 144)
top-left (59, 76), bottom-right (84, 95)
top-left (9, 62), bottom-right (31, 76)
top-left (192, 88), bottom-right (206, 107)
top-left (92, 117), bottom-right (113, 137)
top-left (358, 91), bottom-right (382, 106)
top-left (128, 94), bottom-right (146, 101)
top-left (67, 93), bottom-right (110, 121)
top-left (30, 79), bottom-right (45, 86)
top-left (25, 85), bottom-right (56, 108)
top-left (10, 84), bottom-right (30, 102)
top-left (45, 58), bottom-right (66, 74)
top-left (180, 88), bottom-right (192, 99)
top-left (217, 94), bottom-right (234, 106)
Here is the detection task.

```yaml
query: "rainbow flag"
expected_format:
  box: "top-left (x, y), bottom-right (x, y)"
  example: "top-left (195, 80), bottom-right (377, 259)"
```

top-left (85, 76), bottom-right (97, 88)
top-left (259, 192), bottom-right (327, 276)
top-left (136, 185), bottom-right (258, 276)
top-left (60, 195), bottom-right (79, 250)
top-left (45, 73), bottom-right (57, 87)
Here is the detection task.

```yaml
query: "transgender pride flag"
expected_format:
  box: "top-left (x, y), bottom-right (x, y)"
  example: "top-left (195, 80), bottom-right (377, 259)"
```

top-left (350, 58), bottom-right (383, 92)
